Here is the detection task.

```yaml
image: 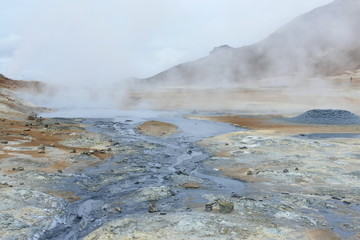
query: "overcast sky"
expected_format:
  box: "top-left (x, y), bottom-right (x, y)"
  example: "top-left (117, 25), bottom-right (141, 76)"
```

top-left (0, 0), bottom-right (333, 84)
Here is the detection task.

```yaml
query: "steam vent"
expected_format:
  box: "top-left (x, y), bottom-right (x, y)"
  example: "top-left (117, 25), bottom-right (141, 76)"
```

top-left (287, 109), bottom-right (360, 125)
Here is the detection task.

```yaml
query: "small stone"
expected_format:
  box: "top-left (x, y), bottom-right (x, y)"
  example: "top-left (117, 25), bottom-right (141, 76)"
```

top-left (57, 170), bottom-right (63, 173)
top-left (27, 115), bottom-right (36, 120)
top-left (205, 204), bottom-right (213, 212)
top-left (159, 212), bottom-right (166, 215)
top-left (38, 144), bottom-right (45, 150)
top-left (342, 200), bottom-right (351, 205)
top-left (24, 129), bottom-right (31, 132)
top-left (13, 166), bottom-right (24, 171)
top-left (283, 169), bottom-right (289, 173)
top-left (0, 141), bottom-right (8, 144)
top-left (180, 182), bottom-right (201, 189)
top-left (70, 149), bottom-right (76, 153)
top-left (187, 150), bottom-right (192, 155)
top-left (239, 146), bottom-right (248, 149)
top-left (225, 143), bottom-right (229, 146)
top-left (99, 150), bottom-right (106, 154)
top-left (219, 201), bottom-right (234, 213)
top-left (89, 150), bottom-right (95, 154)
top-left (148, 201), bottom-right (157, 213)
top-left (295, 167), bottom-right (299, 171)
top-left (107, 148), bottom-right (112, 152)
top-left (24, 122), bottom-right (32, 127)
top-left (38, 150), bottom-right (45, 154)
top-left (49, 144), bottom-right (56, 147)
top-left (247, 170), bottom-right (253, 175)
top-left (115, 207), bottom-right (122, 213)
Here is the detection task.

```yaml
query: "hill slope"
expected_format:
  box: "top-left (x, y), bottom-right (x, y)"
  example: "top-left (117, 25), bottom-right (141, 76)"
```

top-left (145, 0), bottom-right (360, 85)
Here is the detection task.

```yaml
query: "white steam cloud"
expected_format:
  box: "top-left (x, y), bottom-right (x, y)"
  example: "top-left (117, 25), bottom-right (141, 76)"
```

top-left (0, 0), bottom-right (334, 109)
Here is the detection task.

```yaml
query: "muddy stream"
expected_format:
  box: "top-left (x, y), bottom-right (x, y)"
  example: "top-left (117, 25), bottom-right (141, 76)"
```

top-left (33, 111), bottom-right (244, 239)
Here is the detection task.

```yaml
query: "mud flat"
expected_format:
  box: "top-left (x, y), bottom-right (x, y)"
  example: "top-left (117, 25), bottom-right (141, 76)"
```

top-left (1, 109), bottom-right (359, 240)
top-left (0, 115), bottom-right (112, 239)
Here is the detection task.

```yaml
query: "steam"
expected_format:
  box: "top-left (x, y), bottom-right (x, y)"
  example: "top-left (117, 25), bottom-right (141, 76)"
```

top-left (3, 0), bottom-right (353, 113)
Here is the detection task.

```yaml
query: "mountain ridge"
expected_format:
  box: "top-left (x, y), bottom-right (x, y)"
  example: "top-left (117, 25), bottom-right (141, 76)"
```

top-left (145, 0), bottom-right (360, 85)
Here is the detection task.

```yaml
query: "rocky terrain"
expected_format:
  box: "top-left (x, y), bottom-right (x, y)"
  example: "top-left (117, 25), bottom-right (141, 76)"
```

top-left (0, 74), bottom-right (359, 239)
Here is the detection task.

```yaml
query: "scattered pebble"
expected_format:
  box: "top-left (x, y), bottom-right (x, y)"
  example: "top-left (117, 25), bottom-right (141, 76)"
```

top-left (12, 167), bottom-right (24, 171)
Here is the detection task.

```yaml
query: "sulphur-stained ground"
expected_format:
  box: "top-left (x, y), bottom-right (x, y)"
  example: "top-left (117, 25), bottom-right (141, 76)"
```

top-left (0, 115), bottom-right (113, 239)
top-left (1, 75), bottom-right (360, 239)
top-left (84, 114), bottom-right (360, 240)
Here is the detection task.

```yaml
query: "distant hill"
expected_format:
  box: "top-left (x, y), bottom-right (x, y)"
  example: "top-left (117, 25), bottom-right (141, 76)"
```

top-left (0, 74), bottom-right (46, 118)
top-left (0, 74), bottom-right (44, 91)
top-left (144, 0), bottom-right (360, 85)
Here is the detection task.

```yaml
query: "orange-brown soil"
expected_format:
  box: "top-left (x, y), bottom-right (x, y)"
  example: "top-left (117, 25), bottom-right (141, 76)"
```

top-left (190, 115), bottom-right (360, 135)
top-left (0, 117), bottom-right (111, 175)
top-left (137, 120), bottom-right (180, 137)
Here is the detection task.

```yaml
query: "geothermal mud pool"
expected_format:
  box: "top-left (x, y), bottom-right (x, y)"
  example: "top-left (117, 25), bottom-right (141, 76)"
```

top-left (32, 112), bottom-right (244, 239)
top-left (1, 110), bottom-right (359, 240)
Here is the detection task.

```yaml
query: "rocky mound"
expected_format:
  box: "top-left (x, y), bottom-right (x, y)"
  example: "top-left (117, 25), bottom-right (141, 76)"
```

top-left (137, 121), bottom-right (180, 137)
top-left (287, 109), bottom-right (360, 125)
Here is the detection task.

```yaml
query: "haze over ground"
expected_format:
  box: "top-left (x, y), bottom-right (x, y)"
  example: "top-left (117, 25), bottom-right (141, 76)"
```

top-left (3, 0), bottom-right (358, 112)
top-left (1, 0), bottom-right (332, 83)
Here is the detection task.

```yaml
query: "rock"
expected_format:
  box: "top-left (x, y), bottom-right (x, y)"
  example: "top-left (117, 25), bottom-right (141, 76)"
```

top-left (49, 144), bottom-right (56, 147)
top-left (219, 201), bottom-right (234, 213)
top-left (133, 186), bottom-right (172, 202)
top-left (70, 149), bottom-right (76, 153)
top-left (27, 115), bottom-right (36, 120)
top-left (12, 167), bottom-right (24, 171)
top-left (1, 140), bottom-right (8, 144)
top-left (24, 129), bottom-right (31, 132)
top-left (38, 144), bottom-right (45, 150)
top-left (247, 170), bottom-right (253, 175)
top-left (283, 169), bottom-right (289, 173)
top-left (38, 150), bottom-right (45, 154)
top-left (115, 207), bottom-right (122, 213)
top-left (205, 204), bottom-right (213, 212)
top-left (180, 182), bottom-right (201, 189)
top-left (24, 122), bottom-right (32, 126)
top-left (175, 170), bottom-right (188, 175)
top-left (149, 201), bottom-right (158, 213)
top-left (0, 182), bottom-right (13, 188)
top-left (57, 170), bottom-right (63, 173)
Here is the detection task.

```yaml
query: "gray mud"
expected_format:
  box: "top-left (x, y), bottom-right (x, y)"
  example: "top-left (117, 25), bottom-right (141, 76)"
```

top-left (284, 109), bottom-right (360, 125)
top-left (33, 112), bottom-right (244, 239)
